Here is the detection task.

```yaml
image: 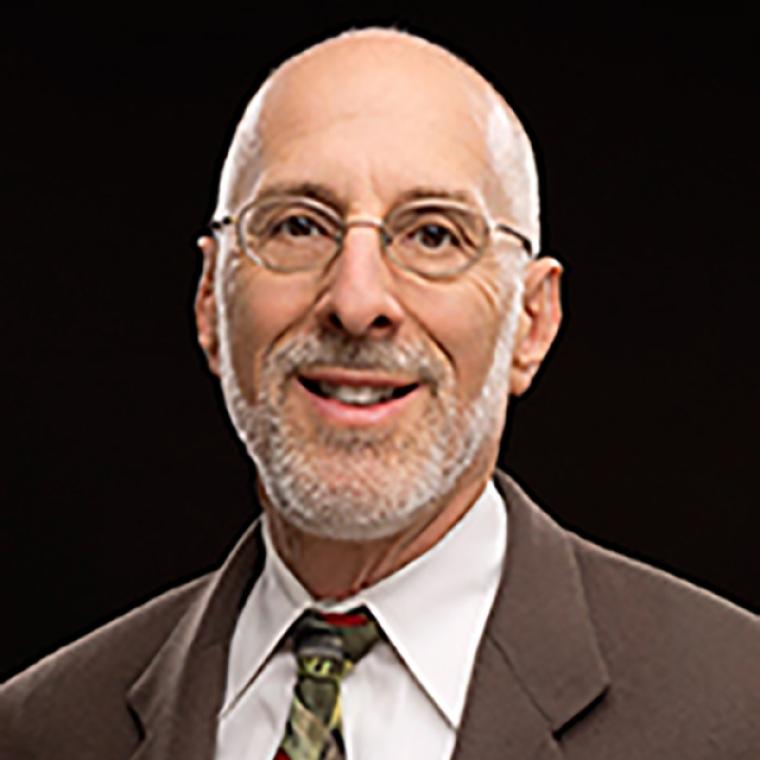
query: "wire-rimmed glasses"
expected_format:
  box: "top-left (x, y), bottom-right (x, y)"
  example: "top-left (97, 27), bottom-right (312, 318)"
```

top-left (211, 194), bottom-right (534, 279)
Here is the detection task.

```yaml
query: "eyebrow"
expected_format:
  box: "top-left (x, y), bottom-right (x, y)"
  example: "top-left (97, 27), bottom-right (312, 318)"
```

top-left (252, 181), bottom-right (480, 214)
top-left (254, 182), bottom-right (349, 214)
top-left (392, 186), bottom-right (478, 207)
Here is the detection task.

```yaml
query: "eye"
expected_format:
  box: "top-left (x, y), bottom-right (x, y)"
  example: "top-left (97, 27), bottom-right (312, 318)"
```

top-left (411, 223), bottom-right (461, 250)
top-left (271, 213), bottom-right (328, 239)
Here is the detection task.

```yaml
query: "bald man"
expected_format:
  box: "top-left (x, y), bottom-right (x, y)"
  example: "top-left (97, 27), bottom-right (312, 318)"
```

top-left (2, 28), bottom-right (758, 760)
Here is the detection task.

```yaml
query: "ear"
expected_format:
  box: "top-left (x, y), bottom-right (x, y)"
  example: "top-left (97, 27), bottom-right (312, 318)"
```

top-left (194, 234), bottom-right (221, 376)
top-left (509, 256), bottom-right (563, 396)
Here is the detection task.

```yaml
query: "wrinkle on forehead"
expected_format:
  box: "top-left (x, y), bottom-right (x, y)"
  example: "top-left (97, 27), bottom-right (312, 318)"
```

top-left (215, 28), bottom-right (539, 246)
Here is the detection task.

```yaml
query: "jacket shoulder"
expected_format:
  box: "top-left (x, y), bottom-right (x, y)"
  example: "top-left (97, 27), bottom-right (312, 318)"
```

top-left (569, 532), bottom-right (760, 745)
top-left (0, 574), bottom-right (212, 755)
top-left (571, 530), bottom-right (759, 636)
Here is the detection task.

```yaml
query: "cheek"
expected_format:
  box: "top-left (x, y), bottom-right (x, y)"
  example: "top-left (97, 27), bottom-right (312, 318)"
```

top-left (219, 262), bottom-right (317, 391)
top-left (397, 261), bottom-right (520, 394)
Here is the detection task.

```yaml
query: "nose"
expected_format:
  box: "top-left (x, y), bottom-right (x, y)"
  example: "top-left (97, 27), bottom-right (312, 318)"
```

top-left (314, 223), bottom-right (405, 339)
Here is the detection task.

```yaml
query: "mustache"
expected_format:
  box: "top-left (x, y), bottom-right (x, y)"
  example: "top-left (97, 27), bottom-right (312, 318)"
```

top-left (268, 331), bottom-right (444, 385)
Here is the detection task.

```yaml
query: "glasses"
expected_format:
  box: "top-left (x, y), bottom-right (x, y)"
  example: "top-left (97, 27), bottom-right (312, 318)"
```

top-left (210, 195), bottom-right (534, 279)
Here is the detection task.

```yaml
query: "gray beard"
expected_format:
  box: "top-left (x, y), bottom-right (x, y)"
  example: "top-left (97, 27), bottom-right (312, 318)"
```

top-left (216, 268), bottom-right (522, 540)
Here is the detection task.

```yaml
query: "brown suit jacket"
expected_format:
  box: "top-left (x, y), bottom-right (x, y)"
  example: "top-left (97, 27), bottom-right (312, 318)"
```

top-left (2, 471), bottom-right (759, 759)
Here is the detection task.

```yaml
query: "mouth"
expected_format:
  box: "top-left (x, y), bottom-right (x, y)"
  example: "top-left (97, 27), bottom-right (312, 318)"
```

top-left (294, 368), bottom-right (424, 424)
top-left (297, 376), bottom-right (419, 406)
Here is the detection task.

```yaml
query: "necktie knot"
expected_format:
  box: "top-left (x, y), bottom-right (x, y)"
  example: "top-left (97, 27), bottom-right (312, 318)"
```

top-left (292, 607), bottom-right (380, 675)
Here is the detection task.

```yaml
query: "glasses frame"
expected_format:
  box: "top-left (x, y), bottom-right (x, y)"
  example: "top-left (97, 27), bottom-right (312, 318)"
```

top-left (210, 194), bottom-right (536, 279)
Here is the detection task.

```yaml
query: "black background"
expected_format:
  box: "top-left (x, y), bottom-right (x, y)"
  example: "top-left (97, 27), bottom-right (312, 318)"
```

top-left (3, 6), bottom-right (758, 681)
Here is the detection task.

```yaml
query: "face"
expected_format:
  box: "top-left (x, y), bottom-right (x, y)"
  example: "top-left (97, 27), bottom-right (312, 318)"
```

top-left (211, 39), bottom-right (533, 540)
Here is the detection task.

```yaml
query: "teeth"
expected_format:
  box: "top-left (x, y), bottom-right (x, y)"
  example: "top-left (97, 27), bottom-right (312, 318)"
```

top-left (318, 382), bottom-right (396, 405)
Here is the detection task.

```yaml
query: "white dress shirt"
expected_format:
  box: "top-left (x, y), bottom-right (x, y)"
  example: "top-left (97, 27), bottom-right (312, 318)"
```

top-left (215, 479), bottom-right (507, 760)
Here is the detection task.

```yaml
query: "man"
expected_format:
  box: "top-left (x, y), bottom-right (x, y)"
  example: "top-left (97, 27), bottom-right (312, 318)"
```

top-left (2, 26), bottom-right (758, 760)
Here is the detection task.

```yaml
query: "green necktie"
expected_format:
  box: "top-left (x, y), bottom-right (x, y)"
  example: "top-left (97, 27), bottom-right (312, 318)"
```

top-left (274, 607), bottom-right (381, 760)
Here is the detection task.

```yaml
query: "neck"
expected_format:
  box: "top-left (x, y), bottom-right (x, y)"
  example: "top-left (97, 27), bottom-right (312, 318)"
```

top-left (261, 448), bottom-right (498, 601)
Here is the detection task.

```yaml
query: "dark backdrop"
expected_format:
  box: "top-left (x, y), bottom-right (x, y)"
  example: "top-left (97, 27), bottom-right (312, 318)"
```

top-left (3, 6), bottom-right (758, 681)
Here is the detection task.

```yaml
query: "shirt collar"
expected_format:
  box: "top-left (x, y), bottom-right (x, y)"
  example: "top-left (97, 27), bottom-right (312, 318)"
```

top-left (222, 478), bottom-right (507, 728)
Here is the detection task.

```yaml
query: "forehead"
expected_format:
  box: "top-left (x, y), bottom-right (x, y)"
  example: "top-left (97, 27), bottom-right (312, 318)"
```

top-left (249, 38), bottom-right (509, 213)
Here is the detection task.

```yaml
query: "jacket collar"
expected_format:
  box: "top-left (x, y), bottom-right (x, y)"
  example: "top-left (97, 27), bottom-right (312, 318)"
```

top-left (126, 470), bottom-right (609, 760)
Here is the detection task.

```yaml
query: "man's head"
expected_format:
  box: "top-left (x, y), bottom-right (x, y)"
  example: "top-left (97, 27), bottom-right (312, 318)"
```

top-left (195, 28), bottom-right (562, 541)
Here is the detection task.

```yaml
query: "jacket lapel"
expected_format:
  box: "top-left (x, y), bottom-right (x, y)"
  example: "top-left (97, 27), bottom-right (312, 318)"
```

top-left (452, 471), bottom-right (610, 759)
top-left (126, 519), bottom-right (265, 760)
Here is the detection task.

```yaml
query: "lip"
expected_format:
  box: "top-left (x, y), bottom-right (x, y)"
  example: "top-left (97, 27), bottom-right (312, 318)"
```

top-left (294, 370), bottom-right (423, 427)
top-left (298, 367), bottom-right (419, 388)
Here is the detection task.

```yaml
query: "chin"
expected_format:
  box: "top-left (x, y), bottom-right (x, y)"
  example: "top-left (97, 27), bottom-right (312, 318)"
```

top-left (253, 437), bottom-right (449, 541)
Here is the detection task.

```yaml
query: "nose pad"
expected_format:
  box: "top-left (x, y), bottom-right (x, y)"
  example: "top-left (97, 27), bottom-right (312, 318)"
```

top-left (314, 224), bottom-right (404, 339)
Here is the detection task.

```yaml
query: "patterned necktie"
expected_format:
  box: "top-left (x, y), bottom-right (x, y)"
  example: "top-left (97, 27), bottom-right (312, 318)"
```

top-left (274, 606), bottom-right (381, 760)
